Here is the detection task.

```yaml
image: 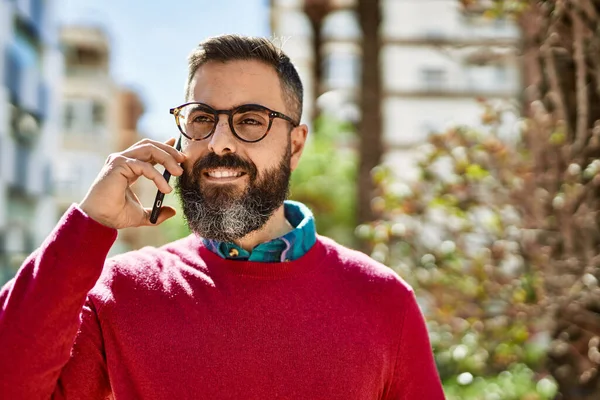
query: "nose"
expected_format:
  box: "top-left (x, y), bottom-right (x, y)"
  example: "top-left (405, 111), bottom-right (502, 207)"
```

top-left (208, 114), bottom-right (237, 156)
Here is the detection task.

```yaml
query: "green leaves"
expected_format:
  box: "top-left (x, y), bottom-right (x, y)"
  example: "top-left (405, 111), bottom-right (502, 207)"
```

top-left (465, 164), bottom-right (490, 181)
top-left (443, 364), bottom-right (557, 400)
top-left (364, 109), bottom-right (557, 397)
top-left (289, 115), bottom-right (358, 247)
top-left (460, 0), bottom-right (530, 19)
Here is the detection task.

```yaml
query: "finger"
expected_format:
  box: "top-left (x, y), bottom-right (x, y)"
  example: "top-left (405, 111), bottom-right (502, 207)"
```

top-left (127, 138), bottom-right (186, 164)
top-left (157, 138), bottom-right (186, 162)
top-left (141, 206), bottom-right (177, 226)
top-left (122, 144), bottom-right (184, 177)
top-left (121, 158), bottom-right (173, 194)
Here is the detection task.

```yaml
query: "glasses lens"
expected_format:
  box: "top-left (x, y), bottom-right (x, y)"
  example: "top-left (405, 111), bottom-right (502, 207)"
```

top-left (232, 105), bottom-right (270, 142)
top-left (179, 104), bottom-right (215, 140)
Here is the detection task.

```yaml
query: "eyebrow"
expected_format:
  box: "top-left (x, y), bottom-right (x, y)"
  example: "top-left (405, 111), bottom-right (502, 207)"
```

top-left (191, 102), bottom-right (274, 111)
top-left (188, 104), bottom-right (210, 111)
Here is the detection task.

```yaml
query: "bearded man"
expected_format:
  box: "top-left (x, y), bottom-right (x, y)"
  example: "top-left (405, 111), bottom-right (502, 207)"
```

top-left (0, 35), bottom-right (444, 399)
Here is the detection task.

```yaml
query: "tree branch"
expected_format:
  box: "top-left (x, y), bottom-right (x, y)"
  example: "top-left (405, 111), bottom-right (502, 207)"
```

top-left (572, 10), bottom-right (591, 153)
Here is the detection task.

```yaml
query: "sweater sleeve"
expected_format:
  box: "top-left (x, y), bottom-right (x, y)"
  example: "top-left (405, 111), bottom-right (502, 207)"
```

top-left (386, 290), bottom-right (446, 399)
top-left (0, 205), bottom-right (117, 399)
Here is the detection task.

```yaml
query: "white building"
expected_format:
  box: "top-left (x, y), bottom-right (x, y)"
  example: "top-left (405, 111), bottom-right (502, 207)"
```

top-left (0, 0), bottom-right (61, 284)
top-left (57, 26), bottom-right (168, 255)
top-left (55, 26), bottom-right (116, 218)
top-left (270, 0), bottom-right (521, 179)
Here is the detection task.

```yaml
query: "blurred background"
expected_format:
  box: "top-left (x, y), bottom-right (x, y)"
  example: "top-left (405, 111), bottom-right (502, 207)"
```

top-left (4, 0), bottom-right (600, 398)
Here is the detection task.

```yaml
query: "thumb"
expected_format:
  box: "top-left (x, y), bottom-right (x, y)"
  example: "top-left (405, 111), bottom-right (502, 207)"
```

top-left (142, 206), bottom-right (178, 226)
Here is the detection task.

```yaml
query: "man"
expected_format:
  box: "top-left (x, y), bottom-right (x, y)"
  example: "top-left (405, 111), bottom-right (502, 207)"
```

top-left (0, 35), bottom-right (444, 399)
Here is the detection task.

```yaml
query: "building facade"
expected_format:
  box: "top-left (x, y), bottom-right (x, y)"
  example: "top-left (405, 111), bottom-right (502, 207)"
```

top-left (56, 26), bottom-right (115, 218)
top-left (0, 0), bottom-right (61, 283)
top-left (271, 0), bottom-right (521, 179)
top-left (115, 88), bottom-right (169, 252)
top-left (57, 26), bottom-right (166, 255)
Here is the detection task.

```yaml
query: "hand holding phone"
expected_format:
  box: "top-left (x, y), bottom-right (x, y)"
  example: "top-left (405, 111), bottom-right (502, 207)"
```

top-left (80, 137), bottom-right (184, 229)
top-left (150, 136), bottom-right (182, 224)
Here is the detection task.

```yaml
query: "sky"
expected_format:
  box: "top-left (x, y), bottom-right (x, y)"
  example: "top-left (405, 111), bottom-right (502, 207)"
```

top-left (57, 0), bottom-right (271, 141)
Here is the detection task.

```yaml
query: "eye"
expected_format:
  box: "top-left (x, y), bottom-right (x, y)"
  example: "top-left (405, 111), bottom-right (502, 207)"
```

top-left (191, 114), bottom-right (214, 123)
top-left (235, 111), bottom-right (268, 126)
top-left (240, 117), bottom-right (262, 125)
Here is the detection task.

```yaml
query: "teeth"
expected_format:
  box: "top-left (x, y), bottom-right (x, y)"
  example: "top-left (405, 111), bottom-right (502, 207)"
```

top-left (207, 170), bottom-right (242, 178)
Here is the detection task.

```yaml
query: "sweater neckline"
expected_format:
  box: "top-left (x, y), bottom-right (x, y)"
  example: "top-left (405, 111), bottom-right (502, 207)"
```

top-left (197, 237), bottom-right (326, 279)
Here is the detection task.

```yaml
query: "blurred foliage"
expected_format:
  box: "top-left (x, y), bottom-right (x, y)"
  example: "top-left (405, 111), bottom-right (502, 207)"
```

top-left (444, 363), bottom-right (557, 400)
top-left (159, 114), bottom-right (358, 248)
top-left (363, 0), bottom-right (600, 396)
top-left (460, 0), bottom-right (529, 18)
top-left (289, 115), bottom-right (358, 247)
top-left (358, 102), bottom-right (556, 398)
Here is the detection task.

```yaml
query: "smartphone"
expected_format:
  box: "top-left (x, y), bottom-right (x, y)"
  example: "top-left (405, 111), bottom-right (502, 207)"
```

top-left (150, 136), bottom-right (182, 224)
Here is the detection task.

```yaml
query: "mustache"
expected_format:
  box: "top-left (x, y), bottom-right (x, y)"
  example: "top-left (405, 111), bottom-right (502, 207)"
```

top-left (189, 152), bottom-right (258, 180)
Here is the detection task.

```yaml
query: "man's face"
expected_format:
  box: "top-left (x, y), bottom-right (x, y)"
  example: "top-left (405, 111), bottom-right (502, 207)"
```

top-left (176, 60), bottom-right (306, 241)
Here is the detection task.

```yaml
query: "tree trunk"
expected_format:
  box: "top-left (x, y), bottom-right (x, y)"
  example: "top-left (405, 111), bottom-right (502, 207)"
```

top-left (304, 0), bottom-right (331, 122)
top-left (309, 17), bottom-right (323, 119)
top-left (357, 0), bottom-right (383, 226)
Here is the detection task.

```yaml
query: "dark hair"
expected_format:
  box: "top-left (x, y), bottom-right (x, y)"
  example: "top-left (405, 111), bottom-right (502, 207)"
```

top-left (185, 34), bottom-right (303, 123)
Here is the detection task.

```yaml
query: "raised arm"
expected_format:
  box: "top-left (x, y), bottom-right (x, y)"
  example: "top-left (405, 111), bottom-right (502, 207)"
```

top-left (0, 138), bottom-right (185, 399)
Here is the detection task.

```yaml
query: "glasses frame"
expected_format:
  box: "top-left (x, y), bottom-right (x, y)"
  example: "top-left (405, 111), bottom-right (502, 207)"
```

top-left (170, 102), bottom-right (299, 143)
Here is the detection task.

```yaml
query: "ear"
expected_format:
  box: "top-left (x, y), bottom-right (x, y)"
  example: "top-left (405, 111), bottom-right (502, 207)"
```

top-left (289, 124), bottom-right (308, 171)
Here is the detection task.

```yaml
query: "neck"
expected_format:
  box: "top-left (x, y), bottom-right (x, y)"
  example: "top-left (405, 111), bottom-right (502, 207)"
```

top-left (233, 204), bottom-right (293, 251)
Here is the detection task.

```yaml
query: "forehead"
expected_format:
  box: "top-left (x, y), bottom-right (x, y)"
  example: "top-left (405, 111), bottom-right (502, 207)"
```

top-left (189, 60), bottom-right (285, 111)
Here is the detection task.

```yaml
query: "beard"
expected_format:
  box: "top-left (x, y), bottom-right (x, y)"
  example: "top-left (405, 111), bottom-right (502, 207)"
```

top-left (176, 144), bottom-right (291, 242)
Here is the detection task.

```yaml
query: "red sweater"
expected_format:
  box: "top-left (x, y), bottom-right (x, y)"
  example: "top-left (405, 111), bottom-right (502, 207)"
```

top-left (0, 206), bottom-right (445, 399)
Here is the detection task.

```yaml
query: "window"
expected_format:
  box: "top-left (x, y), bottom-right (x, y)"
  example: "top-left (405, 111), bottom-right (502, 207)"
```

top-left (13, 143), bottom-right (30, 192)
top-left (420, 68), bottom-right (446, 90)
top-left (38, 82), bottom-right (49, 119)
top-left (322, 10), bottom-right (361, 41)
top-left (465, 63), bottom-right (511, 92)
top-left (324, 52), bottom-right (360, 89)
top-left (4, 46), bottom-right (21, 101)
top-left (31, 0), bottom-right (44, 28)
top-left (42, 162), bottom-right (53, 195)
top-left (54, 159), bottom-right (83, 195)
top-left (493, 18), bottom-right (509, 31)
top-left (63, 103), bottom-right (74, 131)
top-left (6, 27), bottom-right (40, 108)
top-left (423, 30), bottom-right (446, 41)
top-left (495, 64), bottom-right (508, 84)
top-left (65, 46), bottom-right (102, 68)
top-left (92, 101), bottom-right (105, 127)
top-left (63, 99), bottom-right (96, 133)
top-left (76, 48), bottom-right (101, 66)
top-left (65, 45), bottom-right (107, 77)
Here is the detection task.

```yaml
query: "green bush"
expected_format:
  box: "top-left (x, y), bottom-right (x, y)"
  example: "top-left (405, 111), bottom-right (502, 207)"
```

top-left (444, 364), bottom-right (557, 400)
top-left (359, 103), bottom-right (558, 396)
top-left (289, 115), bottom-right (358, 247)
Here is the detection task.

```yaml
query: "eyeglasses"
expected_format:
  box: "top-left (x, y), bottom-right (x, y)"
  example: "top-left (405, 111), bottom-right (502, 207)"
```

top-left (170, 102), bottom-right (299, 143)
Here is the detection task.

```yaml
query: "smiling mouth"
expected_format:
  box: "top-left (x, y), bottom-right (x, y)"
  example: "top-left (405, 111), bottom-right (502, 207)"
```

top-left (203, 169), bottom-right (247, 181)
